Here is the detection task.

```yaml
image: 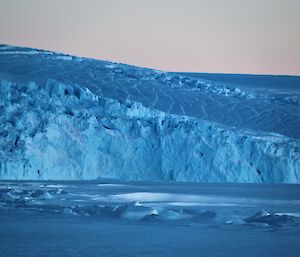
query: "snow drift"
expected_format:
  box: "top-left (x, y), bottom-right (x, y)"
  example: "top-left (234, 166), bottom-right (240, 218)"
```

top-left (0, 45), bottom-right (299, 182)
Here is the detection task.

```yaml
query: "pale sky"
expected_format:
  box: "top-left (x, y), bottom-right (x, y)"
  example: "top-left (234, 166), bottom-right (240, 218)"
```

top-left (0, 0), bottom-right (299, 75)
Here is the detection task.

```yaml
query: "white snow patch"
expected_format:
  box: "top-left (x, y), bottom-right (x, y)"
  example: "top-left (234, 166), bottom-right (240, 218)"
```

top-left (56, 55), bottom-right (73, 60)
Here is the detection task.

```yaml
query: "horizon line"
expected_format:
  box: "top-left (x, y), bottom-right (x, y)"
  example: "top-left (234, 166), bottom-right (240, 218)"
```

top-left (2, 43), bottom-right (300, 77)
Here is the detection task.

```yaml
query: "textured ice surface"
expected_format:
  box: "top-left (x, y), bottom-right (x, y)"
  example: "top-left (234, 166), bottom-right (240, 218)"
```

top-left (1, 181), bottom-right (300, 226)
top-left (0, 181), bottom-right (300, 257)
top-left (0, 45), bottom-right (299, 182)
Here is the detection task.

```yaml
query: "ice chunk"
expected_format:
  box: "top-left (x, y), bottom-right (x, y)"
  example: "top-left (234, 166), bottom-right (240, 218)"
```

top-left (244, 210), bottom-right (300, 227)
top-left (122, 201), bottom-right (158, 220)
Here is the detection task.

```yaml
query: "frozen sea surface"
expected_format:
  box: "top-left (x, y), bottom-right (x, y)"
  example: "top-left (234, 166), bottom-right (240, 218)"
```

top-left (0, 181), bottom-right (300, 257)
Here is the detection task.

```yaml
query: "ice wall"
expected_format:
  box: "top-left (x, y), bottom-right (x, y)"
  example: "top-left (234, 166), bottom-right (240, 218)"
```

top-left (0, 79), bottom-right (299, 182)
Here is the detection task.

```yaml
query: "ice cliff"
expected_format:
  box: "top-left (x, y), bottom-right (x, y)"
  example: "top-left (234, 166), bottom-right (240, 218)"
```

top-left (0, 45), bottom-right (299, 182)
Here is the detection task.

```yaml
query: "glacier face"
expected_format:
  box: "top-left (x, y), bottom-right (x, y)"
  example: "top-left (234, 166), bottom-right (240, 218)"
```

top-left (0, 45), bottom-right (299, 182)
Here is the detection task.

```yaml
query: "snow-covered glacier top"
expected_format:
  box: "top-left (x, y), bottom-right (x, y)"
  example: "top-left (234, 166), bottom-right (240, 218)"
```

top-left (0, 45), bottom-right (299, 182)
top-left (1, 44), bottom-right (299, 139)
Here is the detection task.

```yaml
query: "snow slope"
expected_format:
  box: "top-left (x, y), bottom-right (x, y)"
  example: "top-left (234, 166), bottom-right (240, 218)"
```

top-left (0, 45), bottom-right (299, 182)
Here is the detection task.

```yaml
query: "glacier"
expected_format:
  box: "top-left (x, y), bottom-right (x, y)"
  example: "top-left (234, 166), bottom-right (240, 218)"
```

top-left (0, 45), bottom-right (299, 182)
